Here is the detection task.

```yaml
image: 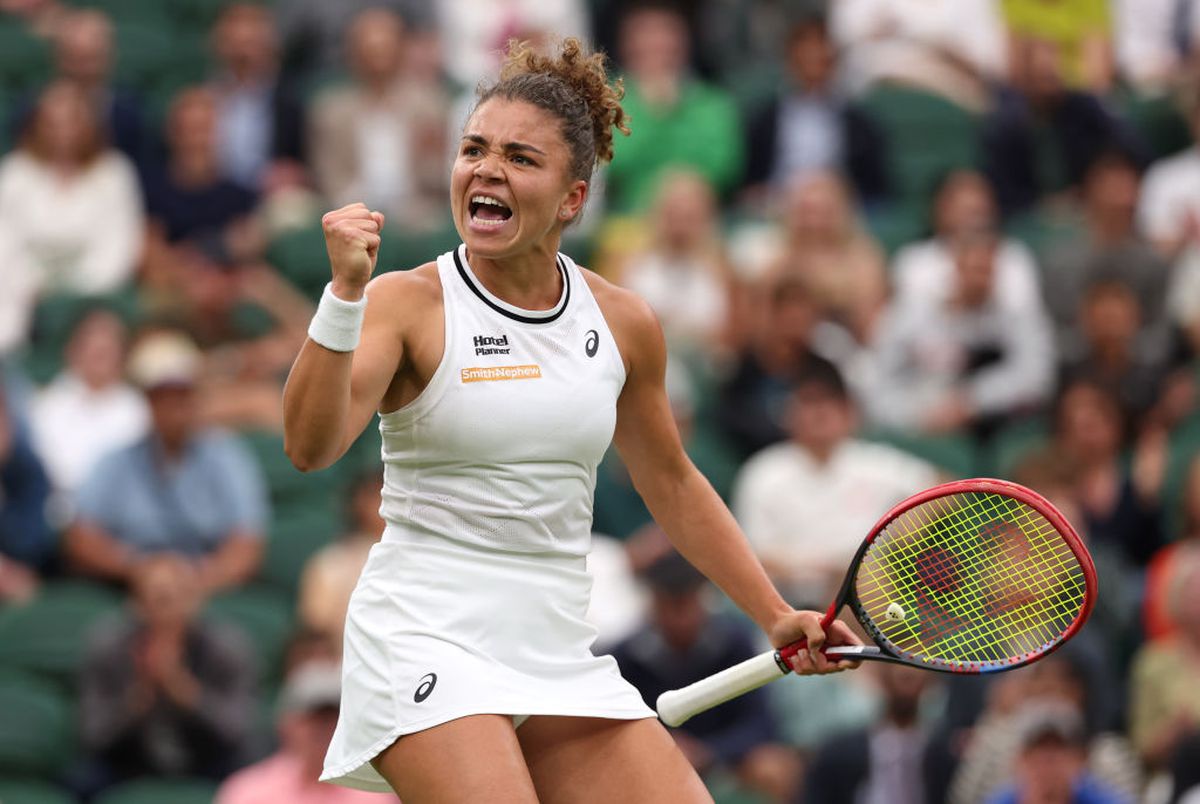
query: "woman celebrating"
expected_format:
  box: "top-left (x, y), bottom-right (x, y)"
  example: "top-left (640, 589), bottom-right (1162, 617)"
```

top-left (283, 38), bottom-right (859, 802)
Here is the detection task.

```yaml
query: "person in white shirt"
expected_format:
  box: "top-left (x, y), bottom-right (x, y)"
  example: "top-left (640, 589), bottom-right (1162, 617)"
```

top-left (30, 306), bottom-right (148, 498)
top-left (0, 81), bottom-right (144, 356)
top-left (864, 227), bottom-right (1056, 436)
top-left (1138, 91), bottom-right (1200, 260)
top-left (891, 169), bottom-right (1041, 311)
top-left (732, 359), bottom-right (940, 606)
top-left (1113, 0), bottom-right (1200, 94)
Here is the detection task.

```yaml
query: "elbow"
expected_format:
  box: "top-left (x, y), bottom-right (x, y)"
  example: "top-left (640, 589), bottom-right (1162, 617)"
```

top-left (282, 438), bottom-right (330, 474)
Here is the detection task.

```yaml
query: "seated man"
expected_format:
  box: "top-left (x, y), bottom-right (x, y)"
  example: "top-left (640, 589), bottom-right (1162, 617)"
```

top-left (62, 330), bottom-right (268, 594)
top-left (610, 548), bottom-right (801, 803)
top-left (79, 555), bottom-right (258, 790)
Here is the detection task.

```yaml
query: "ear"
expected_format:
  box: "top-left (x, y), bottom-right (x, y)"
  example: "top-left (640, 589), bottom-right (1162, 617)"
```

top-left (558, 179), bottom-right (589, 223)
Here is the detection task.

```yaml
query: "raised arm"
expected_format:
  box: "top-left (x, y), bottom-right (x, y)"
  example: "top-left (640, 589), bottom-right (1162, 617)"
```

top-left (600, 279), bottom-right (858, 672)
top-left (282, 203), bottom-right (402, 472)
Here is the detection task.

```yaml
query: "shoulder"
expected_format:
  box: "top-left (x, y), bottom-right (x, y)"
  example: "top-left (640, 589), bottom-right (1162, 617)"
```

top-left (580, 267), bottom-right (659, 342)
top-left (367, 261), bottom-right (443, 305)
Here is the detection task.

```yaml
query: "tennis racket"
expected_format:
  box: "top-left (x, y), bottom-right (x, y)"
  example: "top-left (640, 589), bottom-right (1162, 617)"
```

top-left (657, 478), bottom-right (1097, 727)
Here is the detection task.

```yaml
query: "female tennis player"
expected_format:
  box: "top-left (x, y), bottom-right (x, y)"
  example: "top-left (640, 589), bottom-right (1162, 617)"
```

top-left (283, 38), bottom-right (860, 802)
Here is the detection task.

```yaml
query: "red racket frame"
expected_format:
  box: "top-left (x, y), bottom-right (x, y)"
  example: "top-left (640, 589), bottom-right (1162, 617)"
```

top-left (777, 478), bottom-right (1099, 674)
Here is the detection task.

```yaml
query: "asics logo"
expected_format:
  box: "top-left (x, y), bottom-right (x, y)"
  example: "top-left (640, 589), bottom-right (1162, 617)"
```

top-left (414, 673), bottom-right (438, 703)
top-left (585, 329), bottom-right (599, 358)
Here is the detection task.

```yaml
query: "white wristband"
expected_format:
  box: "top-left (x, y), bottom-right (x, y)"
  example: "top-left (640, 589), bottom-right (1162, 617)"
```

top-left (308, 283), bottom-right (367, 352)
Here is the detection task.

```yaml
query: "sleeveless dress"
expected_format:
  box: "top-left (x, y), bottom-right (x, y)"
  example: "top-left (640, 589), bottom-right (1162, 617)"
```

top-left (320, 246), bottom-right (655, 792)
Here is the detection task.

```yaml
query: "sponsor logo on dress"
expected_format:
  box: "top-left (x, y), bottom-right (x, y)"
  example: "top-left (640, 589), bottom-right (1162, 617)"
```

top-left (585, 329), bottom-right (599, 358)
top-left (473, 334), bottom-right (511, 356)
top-left (414, 673), bottom-right (437, 703)
top-left (461, 365), bottom-right (542, 383)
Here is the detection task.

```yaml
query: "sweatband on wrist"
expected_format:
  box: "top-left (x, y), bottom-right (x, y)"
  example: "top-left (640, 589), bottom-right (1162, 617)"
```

top-left (308, 282), bottom-right (367, 352)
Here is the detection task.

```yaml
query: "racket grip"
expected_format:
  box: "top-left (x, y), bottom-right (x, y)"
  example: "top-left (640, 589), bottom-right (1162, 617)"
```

top-left (656, 650), bottom-right (789, 727)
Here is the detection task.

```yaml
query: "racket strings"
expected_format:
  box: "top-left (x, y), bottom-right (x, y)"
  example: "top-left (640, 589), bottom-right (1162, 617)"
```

top-left (853, 492), bottom-right (1088, 670)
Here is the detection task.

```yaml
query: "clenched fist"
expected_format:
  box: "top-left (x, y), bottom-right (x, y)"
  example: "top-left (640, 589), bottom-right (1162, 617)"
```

top-left (322, 202), bottom-right (385, 301)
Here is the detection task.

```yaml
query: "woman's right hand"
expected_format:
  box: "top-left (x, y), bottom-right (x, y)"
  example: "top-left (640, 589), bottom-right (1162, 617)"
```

top-left (322, 202), bottom-right (385, 301)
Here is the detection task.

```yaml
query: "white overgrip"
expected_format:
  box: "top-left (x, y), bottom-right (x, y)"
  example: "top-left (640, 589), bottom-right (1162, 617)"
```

top-left (656, 650), bottom-right (788, 727)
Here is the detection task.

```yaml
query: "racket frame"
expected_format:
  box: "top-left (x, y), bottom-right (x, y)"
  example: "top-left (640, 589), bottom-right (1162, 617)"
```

top-left (777, 477), bottom-right (1098, 674)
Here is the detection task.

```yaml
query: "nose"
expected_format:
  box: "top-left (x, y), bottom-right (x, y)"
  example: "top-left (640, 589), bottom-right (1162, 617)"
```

top-left (473, 152), bottom-right (503, 181)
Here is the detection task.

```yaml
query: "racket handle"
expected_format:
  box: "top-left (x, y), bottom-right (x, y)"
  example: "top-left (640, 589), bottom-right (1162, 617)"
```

top-left (656, 650), bottom-right (789, 727)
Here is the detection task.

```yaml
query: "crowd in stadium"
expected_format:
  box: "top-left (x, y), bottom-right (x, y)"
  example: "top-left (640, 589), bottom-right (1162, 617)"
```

top-left (1, 0), bottom-right (1200, 801)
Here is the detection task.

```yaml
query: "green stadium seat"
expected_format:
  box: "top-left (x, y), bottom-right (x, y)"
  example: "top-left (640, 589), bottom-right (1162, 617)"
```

top-left (68, 0), bottom-right (169, 25)
top-left (0, 23), bottom-right (52, 94)
top-left (260, 503), bottom-right (339, 594)
top-left (861, 429), bottom-right (976, 479)
top-left (1161, 409), bottom-right (1200, 540)
top-left (0, 670), bottom-right (76, 779)
top-left (983, 416), bottom-right (1051, 480)
top-left (93, 777), bottom-right (219, 804)
top-left (20, 290), bottom-right (140, 384)
top-left (0, 580), bottom-right (125, 686)
top-left (0, 778), bottom-right (75, 804)
top-left (858, 85), bottom-right (980, 210)
top-left (204, 585), bottom-right (295, 684)
top-left (1117, 88), bottom-right (1192, 161)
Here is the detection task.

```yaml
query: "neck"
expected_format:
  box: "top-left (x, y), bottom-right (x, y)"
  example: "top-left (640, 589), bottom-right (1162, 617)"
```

top-left (172, 154), bottom-right (217, 186)
top-left (466, 239), bottom-right (564, 310)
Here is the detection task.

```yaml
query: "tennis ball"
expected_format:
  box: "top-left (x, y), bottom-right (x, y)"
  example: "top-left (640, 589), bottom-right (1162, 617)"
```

top-left (885, 602), bottom-right (906, 621)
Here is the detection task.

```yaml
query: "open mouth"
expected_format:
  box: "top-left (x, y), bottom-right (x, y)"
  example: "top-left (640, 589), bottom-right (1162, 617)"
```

top-left (469, 195), bottom-right (513, 227)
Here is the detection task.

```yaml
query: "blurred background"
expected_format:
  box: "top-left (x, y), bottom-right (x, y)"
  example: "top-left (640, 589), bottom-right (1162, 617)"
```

top-left (1, 0), bottom-right (1199, 802)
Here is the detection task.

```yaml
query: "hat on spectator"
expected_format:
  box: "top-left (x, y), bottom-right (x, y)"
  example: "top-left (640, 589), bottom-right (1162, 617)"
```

top-left (1013, 702), bottom-right (1086, 750)
top-left (127, 331), bottom-right (202, 390)
top-left (277, 662), bottom-right (343, 715)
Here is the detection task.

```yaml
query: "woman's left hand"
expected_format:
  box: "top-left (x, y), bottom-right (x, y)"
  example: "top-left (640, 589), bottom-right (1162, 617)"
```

top-left (766, 609), bottom-right (863, 674)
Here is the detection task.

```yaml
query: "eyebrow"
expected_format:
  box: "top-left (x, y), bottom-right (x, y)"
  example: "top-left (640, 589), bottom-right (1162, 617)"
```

top-left (462, 133), bottom-right (547, 156)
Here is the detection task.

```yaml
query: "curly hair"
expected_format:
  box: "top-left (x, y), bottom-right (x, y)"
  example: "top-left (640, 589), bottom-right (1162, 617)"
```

top-left (476, 37), bottom-right (630, 184)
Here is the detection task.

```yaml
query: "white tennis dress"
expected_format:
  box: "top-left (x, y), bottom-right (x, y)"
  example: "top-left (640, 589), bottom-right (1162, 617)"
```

top-left (321, 246), bottom-right (655, 792)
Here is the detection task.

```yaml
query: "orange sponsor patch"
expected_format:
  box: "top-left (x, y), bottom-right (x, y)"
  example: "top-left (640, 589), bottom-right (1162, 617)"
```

top-left (460, 365), bottom-right (542, 383)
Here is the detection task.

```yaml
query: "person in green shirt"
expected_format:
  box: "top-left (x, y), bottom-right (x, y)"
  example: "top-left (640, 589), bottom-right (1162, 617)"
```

top-left (606, 2), bottom-right (744, 214)
top-left (1003, 0), bottom-right (1115, 92)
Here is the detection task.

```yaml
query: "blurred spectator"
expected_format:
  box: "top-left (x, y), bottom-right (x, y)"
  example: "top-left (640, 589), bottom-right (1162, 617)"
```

top-left (436, 0), bottom-right (590, 89)
top-left (605, 1), bottom-right (743, 213)
top-left (1143, 456), bottom-right (1200, 641)
top-left (950, 654), bottom-right (1141, 804)
top-left (1113, 0), bottom-right (1200, 93)
top-left (0, 384), bottom-right (52, 598)
top-left (208, 3), bottom-right (306, 191)
top-left (803, 665), bottom-right (953, 804)
top-left (716, 274), bottom-right (830, 459)
top-left (981, 706), bottom-right (1131, 804)
top-left (79, 555), bottom-right (258, 790)
top-left (1138, 89), bottom-right (1200, 261)
top-left (743, 13), bottom-right (890, 209)
top-left (1039, 377), bottom-right (1167, 569)
top-left (62, 331), bottom-right (268, 594)
top-left (864, 227), bottom-right (1055, 437)
top-left (1042, 152), bottom-right (1173, 369)
top-left (1129, 549), bottom-right (1200, 770)
top-left (769, 171), bottom-right (887, 344)
top-left (150, 237), bottom-right (314, 432)
top-left (297, 470), bottom-right (385, 652)
top-left (29, 305), bottom-right (148, 496)
top-left (892, 169), bottom-right (1041, 311)
top-left (613, 170), bottom-right (733, 361)
top-left (0, 81), bottom-right (144, 356)
top-left (142, 87), bottom-right (260, 245)
top-left (1001, 0), bottom-right (1115, 93)
top-left (216, 661), bottom-right (386, 803)
top-left (40, 9), bottom-right (145, 161)
top-left (731, 360), bottom-right (939, 605)
top-left (274, 0), bottom-right (434, 83)
top-left (1059, 281), bottom-right (1171, 423)
top-left (308, 8), bottom-right (449, 231)
top-left (610, 549), bottom-right (800, 802)
top-left (830, 0), bottom-right (1007, 111)
top-left (982, 37), bottom-right (1144, 216)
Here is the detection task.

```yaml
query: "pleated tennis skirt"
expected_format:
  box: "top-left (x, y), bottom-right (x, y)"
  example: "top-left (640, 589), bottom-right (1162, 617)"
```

top-left (320, 531), bottom-right (655, 793)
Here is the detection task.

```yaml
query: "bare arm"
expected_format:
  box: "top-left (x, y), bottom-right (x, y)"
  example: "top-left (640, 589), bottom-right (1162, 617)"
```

top-left (604, 283), bottom-right (858, 672)
top-left (282, 204), bottom-right (401, 471)
top-left (194, 532), bottom-right (263, 594)
top-left (63, 521), bottom-right (139, 584)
